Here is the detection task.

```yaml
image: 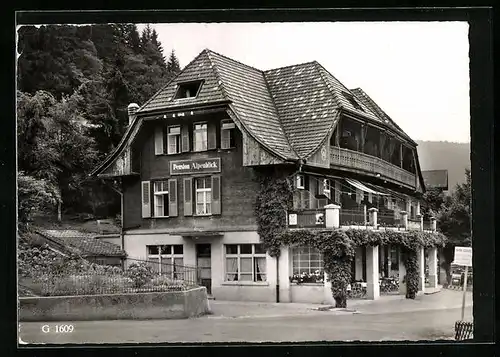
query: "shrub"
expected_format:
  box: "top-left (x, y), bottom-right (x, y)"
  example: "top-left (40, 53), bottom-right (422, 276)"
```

top-left (125, 263), bottom-right (154, 288)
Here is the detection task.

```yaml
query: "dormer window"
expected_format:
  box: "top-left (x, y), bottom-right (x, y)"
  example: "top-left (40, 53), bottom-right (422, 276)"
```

top-left (341, 91), bottom-right (365, 112)
top-left (174, 80), bottom-right (203, 100)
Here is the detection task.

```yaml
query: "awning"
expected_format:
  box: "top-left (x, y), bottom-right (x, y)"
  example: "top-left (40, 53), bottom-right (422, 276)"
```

top-left (345, 178), bottom-right (389, 196)
top-left (364, 183), bottom-right (408, 201)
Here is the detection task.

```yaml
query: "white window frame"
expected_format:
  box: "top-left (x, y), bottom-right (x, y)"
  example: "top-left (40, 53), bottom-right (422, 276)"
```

top-left (221, 120), bottom-right (236, 149)
top-left (146, 244), bottom-right (184, 278)
top-left (167, 125), bottom-right (181, 154)
top-left (153, 181), bottom-right (169, 217)
top-left (193, 122), bottom-right (208, 152)
top-left (195, 177), bottom-right (212, 216)
top-left (224, 244), bottom-right (267, 282)
top-left (291, 245), bottom-right (324, 276)
top-left (296, 174), bottom-right (305, 189)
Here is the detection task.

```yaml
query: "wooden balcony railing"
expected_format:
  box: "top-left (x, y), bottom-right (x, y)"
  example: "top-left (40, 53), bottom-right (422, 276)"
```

top-left (330, 147), bottom-right (416, 188)
top-left (339, 208), bottom-right (366, 226)
top-left (423, 220), bottom-right (432, 231)
top-left (288, 209), bottom-right (325, 228)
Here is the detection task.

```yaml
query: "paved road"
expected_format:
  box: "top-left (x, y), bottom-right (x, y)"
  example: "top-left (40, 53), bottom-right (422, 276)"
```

top-left (19, 306), bottom-right (472, 344)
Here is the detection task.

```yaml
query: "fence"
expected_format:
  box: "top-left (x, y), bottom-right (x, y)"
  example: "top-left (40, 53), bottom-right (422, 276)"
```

top-left (22, 258), bottom-right (199, 297)
top-left (288, 209), bottom-right (326, 228)
top-left (454, 321), bottom-right (473, 340)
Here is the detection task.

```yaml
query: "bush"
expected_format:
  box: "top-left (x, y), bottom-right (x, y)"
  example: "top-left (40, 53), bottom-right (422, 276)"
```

top-left (124, 263), bottom-right (154, 288)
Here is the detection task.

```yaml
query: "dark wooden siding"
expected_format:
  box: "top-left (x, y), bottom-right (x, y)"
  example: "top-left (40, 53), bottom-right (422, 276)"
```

top-left (122, 112), bottom-right (261, 232)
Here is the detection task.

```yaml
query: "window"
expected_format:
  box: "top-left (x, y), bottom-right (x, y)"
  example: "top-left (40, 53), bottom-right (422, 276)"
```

top-left (291, 246), bottom-right (324, 276)
top-left (225, 244), bottom-right (266, 282)
top-left (221, 120), bottom-right (236, 149)
top-left (193, 122), bottom-right (208, 152)
top-left (341, 91), bottom-right (365, 112)
top-left (296, 174), bottom-right (305, 189)
top-left (174, 80), bottom-right (203, 99)
top-left (322, 179), bottom-right (331, 199)
top-left (146, 244), bottom-right (184, 278)
top-left (195, 177), bottom-right (212, 215)
top-left (153, 181), bottom-right (169, 217)
top-left (167, 125), bottom-right (181, 154)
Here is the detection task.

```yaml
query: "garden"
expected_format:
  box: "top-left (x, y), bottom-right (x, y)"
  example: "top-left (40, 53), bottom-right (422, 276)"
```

top-left (18, 241), bottom-right (194, 297)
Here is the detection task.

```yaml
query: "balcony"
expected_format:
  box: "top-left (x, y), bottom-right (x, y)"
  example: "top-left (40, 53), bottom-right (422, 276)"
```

top-left (330, 147), bottom-right (416, 189)
top-left (288, 207), bottom-right (435, 232)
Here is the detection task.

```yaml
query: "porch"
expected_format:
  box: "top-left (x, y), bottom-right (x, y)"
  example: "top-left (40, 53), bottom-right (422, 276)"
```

top-left (285, 205), bottom-right (440, 301)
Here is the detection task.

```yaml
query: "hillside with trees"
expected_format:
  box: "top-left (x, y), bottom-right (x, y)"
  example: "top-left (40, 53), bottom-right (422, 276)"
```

top-left (415, 140), bottom-right (470, 191)
top-left (17, 24), bottom-right (181, 225)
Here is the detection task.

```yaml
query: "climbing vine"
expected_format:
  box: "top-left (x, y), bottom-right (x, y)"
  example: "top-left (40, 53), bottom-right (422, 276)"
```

top-left (254, 170), bottom-right (447, 307)
top-left (254, 169), bottom-right (293, 257)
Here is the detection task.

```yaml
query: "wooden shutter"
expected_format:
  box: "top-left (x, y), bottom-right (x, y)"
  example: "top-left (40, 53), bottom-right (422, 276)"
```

top-left (183, 178), bottom-right (193, 216)
top-left (181, 124), bottom-right (190, 152)
top-left (141, 181), bottom-right (151, 218)
top-left (168, 179), bottom-right (178, 217)
top-left (211, 175), bottom-right (221, 215)
top-left (335, 180), bottom-right (341, 203)
top-left (207, 122), bottom-right (217, 150)
top-left (154, 126), bottom-right (164, 155)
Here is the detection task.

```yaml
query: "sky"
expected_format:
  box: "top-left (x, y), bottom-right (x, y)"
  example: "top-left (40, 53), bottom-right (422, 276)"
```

top-left (138, 22), bottom-right (470, 143)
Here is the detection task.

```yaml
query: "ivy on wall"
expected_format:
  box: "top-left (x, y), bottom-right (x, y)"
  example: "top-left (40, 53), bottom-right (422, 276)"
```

top-left (255, 174), bottom-right (447, 307)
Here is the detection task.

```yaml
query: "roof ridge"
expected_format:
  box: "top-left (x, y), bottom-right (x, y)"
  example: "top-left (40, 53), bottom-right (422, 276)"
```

top-left (264, 60), bottom-right (316, 73)
top-left (205, 50), bottom-right (232, 103)
top-left (261, 68), bottom-right (300, 159)
top-left (350, 87), bottom-right (416, 145)
top-left (205, 49), bottom-right (264, 74)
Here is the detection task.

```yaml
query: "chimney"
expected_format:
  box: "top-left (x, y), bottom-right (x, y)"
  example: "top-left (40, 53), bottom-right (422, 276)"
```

top-left (127, 103), bottom-right (140, 126)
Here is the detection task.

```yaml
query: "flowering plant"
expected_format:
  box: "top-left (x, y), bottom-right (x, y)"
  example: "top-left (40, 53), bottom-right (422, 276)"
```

top-left (289, 270), bottom-right (324, 284)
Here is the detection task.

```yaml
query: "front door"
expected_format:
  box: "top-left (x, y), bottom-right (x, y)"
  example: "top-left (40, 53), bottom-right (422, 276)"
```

top-left (196, 244), bottom-right (212, 294)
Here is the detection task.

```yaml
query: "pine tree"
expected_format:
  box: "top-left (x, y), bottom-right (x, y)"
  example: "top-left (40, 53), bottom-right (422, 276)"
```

top-left (166, 49), bottom-right (181, 79)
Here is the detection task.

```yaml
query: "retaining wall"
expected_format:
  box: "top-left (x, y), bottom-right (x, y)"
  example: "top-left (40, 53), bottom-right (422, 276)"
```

top-left (19, 287), bottom-right (210, 322)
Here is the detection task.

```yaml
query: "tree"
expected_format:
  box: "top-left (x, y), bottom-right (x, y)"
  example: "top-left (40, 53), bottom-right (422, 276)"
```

top-left (166, 49), bottom-right (181, 79)
top-left (436, 169), bottom-right (472, 285)
top-left (18, 172), bottom-right (60, 227)
top-left (421, 187), bottom-right (446, 218)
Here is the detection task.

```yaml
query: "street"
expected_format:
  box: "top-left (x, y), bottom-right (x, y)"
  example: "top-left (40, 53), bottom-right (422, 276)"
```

top-left (19, 289), bottom-right (473, 344)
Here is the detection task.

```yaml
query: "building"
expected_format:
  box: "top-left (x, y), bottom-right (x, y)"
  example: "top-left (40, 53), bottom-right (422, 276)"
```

top-left (34, 229), bottom-right (126, 266)
top-left (91, 49), bottom-right (439, 303)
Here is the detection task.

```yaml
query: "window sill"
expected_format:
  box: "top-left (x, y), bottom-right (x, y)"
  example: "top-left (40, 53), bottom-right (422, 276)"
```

top-left (153, 216), bottom-right (170, 219)
top-left (221, 281), bottom-right (269, 287)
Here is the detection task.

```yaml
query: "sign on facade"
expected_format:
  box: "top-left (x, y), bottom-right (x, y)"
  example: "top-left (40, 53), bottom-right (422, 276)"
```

top-left (170, 158), bottom-right (221, 175)
top-left (288, 213), bottom-right (297, 226)
top-left (453, 246), bottom-right (472, 267)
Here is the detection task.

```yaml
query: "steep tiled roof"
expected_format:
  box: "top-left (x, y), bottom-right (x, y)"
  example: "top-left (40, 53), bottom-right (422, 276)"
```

top-left (350, 88), bottom-right (416, 145)
top-left (139, 50), bottom-right (228, 113)
top-left (264, 62), bottom-right (339, 157)
top-left (207, 51), bottom-right (297, 159)
top-left (93, 49), bottom-right (421, 175)
top-left (36, 229), bottom-right (126, 257)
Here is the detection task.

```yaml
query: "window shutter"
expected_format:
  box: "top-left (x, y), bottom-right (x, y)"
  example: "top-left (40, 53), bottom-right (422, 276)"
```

top-left (207, 122), bottom-right (217, 150)
top-left (181, 125), bottom-right (190, 152)
top-left (317, 179), bottom-right (324, 195)
top-left (211, 175), bottom-right (221, 215)
top-left (334, 180), bottom-right (341, 203)
top-left (141, 181), bottom-right (151, 218)
top-left (183, 178), bottom-right (193, 216)
top-left (154, 126), bottom-right (164, 155)
top-left (168, 179), bottom-right (178, 217)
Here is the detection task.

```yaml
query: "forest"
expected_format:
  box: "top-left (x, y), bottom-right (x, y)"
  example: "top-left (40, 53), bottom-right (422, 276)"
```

top-left (17, 24), bottom-right (181, 224)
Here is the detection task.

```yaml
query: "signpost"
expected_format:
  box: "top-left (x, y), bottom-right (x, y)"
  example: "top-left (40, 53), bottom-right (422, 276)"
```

top-left (452, 246), bottom-right (472, 320)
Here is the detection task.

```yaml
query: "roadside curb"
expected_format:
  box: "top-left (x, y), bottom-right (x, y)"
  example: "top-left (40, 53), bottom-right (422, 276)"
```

top-left (444, 285), bottom-right (473, 292)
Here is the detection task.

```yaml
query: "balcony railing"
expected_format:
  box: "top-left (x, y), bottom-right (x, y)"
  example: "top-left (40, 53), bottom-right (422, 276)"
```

top-left (330, 147), bottom-right (416, 188)
top-left (407, 218), bottom-right (421, 231)
top-left (287, 208), bottom-right (436, 233)
top-left (288, 209), bottom-right (325, 228)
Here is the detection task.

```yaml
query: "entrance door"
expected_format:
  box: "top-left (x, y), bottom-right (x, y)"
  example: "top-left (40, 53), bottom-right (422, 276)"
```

top-left (196, 244), bottom-right (212, 294)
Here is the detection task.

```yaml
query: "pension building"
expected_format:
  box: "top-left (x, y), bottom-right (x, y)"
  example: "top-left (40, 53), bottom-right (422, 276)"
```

top-left (92, 49), bottom-right (439, 303)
